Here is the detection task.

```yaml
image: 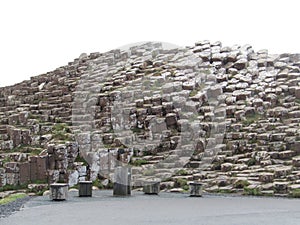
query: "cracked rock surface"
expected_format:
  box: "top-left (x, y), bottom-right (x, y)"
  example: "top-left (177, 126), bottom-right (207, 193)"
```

top-left (0, 41), bottom-right (300, 197)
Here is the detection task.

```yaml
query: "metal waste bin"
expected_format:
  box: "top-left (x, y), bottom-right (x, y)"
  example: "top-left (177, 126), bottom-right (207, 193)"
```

top-left (79, 181), bottom-right (93, 197)
top-left (50, 183), bottom-right (69, 201)
top-left (143, 180), bottom-right (160, 195)
top-left (189, 182), bottom-right (203, 197)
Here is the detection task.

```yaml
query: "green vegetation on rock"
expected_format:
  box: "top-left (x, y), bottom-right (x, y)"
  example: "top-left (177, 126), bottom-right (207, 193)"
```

top-left (234, 180), bottom-right (250, 189)
top-left (289, 189), bottom-right (300, 198)
top-left (131, 159), bottom-right (148, 166)
top-left (175, 169), bottom-right (189, 176)
top-left (0, 184), bottom-right (27, 192)
top-left (174, 178), bottom-right (189, 191)
top-left (0, 193), bottom-right (27, 205)
top-left (242, 113), bottom-right (262, 126)
top-left (52, 123), bottom-right (72, 141)
top-left (243, 187), bottom-right (262, 196)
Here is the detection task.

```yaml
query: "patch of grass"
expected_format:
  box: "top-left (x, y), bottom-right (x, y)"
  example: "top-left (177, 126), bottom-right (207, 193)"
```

top-left (131, 159), bottom-right (148, 167)
top-left (189, 90), bottom-right (198, 97)
top-left (247, 139), bottom-right (257, 144)
top-left (75, 155), bottom-right (88, 166)
top-left (106, 181), bottom-right (114, 189)
top-left (174, 178), bottom-right (188, 189)
top-left (247, 158), bottom-right (257, 167)
top-left (92, 179), bottom-right (104, 189)
top-left (29, 148), bottom-right (43, 156)
top-left (0, 193), bottom-right (27, 205)
top-left (143, 168), bottom-right (156, 176)
top-left (6, 145), bottom-right (43, 157)
top-left (216, 189), bottom-right (235, 194)
top-left (143, 150), bottom-right (154, 157)
top-left (242, 113), bottom-right (261, 126)
top-left (52, 132), bottom-right (71, 141)
top-left (183, 185), bottom-right (189, 191)
top-left (7, 145), bottom-right (30, 153)
top-left (289, 189), bottom-right (300, 198)
top-left (52, 123), bottom-right (72, 141)
top-left (52, 131), bottom-right (70, 141)
top-left (234, 180), bottom-right (250, 189)
top-left (243, 187), bottom-right (262, 196)
top-left (175, 169), bottom-right (189, 176)
top-left (295, 99), bottom-right (300, 105)
top-left (2, 156), bottom-right (11, 164)
top-left (0, 184), bottom-right (28, 192)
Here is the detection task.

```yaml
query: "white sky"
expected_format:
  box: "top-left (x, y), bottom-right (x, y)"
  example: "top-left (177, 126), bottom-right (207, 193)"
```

top-left (0, 0), bottom-right (300, 87)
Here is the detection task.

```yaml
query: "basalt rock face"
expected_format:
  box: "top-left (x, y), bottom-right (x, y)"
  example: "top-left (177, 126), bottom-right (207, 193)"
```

top-left (1, 41), bottom-right (300, 197)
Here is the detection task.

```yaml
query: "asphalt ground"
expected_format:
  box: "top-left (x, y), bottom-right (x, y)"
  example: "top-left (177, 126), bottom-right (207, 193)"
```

top-left (1, 190), bottom-right (300, 225)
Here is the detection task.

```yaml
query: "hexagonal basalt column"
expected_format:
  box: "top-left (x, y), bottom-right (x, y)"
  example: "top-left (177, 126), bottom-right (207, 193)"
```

top-left (113, 166), bottom-right (132, 196)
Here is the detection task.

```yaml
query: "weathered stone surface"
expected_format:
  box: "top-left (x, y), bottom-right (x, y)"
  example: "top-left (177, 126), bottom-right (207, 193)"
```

top-left (0, 41), bottom-right (300, 198)
top-left (19, 162), bottom-right (30, 184)
top-left (293, 156), bottom-right (300, 167)
top-left (259, 173), bottom-right (274, 183)
top-left (274, 181), bottom-right (289, 194)
top-left (221, 163), bottom-right (233, 172)
top-left (165, 113), bottom-right (177, 128)
top-left (207, 86), bottom-right (223, 98)
top-left (234, 58), bottom-right (248, 70)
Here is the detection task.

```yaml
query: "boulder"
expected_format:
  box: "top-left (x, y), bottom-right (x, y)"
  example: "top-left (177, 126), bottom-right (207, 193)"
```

top-left (165, 113), bottom-right (177, 128)
top-left (292, 156), bottom-right (300, 167)
top-left (221, 163), bottom-right (233, 172)
top-left (234, 58), bottom-right (248, 70)
top-left (274, 181), bottom-right (289, 194)
top-left (259, 173), bottom-right (274, 183)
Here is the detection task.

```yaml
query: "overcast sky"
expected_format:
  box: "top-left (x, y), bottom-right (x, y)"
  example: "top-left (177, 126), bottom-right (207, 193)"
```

top-left (0, 0), bottom-right (300, 87)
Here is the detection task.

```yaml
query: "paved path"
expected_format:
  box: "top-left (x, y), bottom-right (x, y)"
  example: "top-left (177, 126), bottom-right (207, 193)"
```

top-left (1, 190), bottom-right (300, 225)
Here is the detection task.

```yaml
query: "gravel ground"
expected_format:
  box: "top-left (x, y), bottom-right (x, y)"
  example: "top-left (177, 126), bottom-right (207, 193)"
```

top-left (0, 196), bottom-right (31, 218)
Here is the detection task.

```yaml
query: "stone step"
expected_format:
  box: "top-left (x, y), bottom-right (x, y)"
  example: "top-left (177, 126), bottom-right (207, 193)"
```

top-left (0, 126), bottom-right (7, 134)
top-left (39, 103), bottom-right (56, 110)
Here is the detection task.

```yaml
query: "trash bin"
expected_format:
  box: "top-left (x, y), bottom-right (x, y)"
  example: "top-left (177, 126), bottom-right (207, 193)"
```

top-left (50, 183), bottom-right (69, 201)
top-left (143, 180), bottom-right (160, 195)
top-left (189, 182), bottom-right (203, 197)
top-left (79, 181), bottom-right (93, 197)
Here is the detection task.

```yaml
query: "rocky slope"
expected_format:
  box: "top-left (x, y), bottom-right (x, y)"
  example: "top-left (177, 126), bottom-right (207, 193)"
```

top-left (1, 41), bottom-right (300, 197)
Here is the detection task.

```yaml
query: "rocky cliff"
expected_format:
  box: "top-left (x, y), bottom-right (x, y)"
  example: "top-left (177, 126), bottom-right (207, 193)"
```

top-left (1, 41), bottom-right (300, 197)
